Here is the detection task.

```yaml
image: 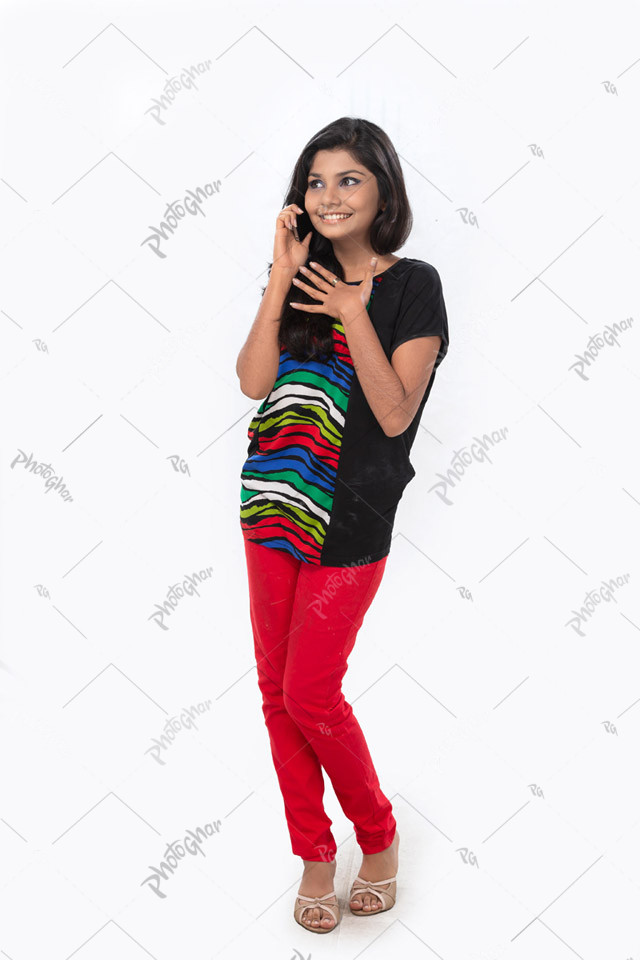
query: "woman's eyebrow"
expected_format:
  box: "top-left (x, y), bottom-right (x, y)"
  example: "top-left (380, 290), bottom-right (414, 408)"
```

top-left (308, 169), bottom-right (366, 177)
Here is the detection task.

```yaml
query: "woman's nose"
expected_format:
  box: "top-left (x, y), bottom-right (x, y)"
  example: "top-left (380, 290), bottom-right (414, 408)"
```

top-left (321, 188), bottom-right (340, 205)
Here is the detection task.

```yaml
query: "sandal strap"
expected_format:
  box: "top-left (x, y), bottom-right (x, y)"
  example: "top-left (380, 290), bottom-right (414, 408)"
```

top-left (295, 891), bottom-right (339, 924)
top-left (354, 875), bottom-right (397, 886)
top-left (350, 876), bottom-right (396, 908)
top-left (296, 889), bottom-right (337, 903)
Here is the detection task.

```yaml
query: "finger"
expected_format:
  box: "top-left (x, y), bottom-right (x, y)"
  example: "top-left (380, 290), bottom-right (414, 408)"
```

top-left (308, 260), bottom-right (332, 281)
top-left (302, 263), bottom-right (332, 290)
top-left (283, 205), bottom-right (300, 228)
top-left (289, 301), bottom-right (321, 311)
top-left (368, 256), bottom-right (378, 279)
top-left (292, 277), bottom-right (325, 300)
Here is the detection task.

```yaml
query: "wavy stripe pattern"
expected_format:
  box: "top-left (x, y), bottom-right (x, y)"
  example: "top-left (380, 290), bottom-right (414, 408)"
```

top-left (240, 279), bottom-right (380, 563)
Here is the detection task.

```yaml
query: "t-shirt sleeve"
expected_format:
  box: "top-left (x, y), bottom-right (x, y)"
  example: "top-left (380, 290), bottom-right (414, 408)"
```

top-left (389, 262), bottom-right (449, 369)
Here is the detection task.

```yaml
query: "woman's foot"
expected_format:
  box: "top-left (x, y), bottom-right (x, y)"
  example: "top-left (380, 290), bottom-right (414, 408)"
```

top-left (350, 830), bottom-right (399, 913)
top-left (295, 858), bottom-right (338, 931)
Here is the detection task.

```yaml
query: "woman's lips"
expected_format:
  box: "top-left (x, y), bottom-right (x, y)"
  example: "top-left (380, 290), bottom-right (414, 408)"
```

top-left (319, 213), bottom-right (353, 223)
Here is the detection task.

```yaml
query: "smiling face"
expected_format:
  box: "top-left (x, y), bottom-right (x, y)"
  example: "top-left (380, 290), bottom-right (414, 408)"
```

top-left (305, 148), bottom-right (385, 247)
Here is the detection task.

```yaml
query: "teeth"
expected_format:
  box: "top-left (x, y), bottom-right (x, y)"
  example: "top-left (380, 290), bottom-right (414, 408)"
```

top-left (321, 214), bottom-right (351, 220)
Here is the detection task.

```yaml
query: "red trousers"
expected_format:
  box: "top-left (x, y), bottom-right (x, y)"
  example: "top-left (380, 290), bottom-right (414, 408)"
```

top-left (243, 537), bottom-right (397, 862)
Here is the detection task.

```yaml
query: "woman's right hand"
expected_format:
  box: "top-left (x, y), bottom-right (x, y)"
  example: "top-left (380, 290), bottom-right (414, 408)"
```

top-left (272, 203), bottom-right (313, 275)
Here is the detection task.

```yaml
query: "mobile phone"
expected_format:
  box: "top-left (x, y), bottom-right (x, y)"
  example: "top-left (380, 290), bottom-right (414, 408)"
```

top-left (292, 208), bottom-right (312, 244)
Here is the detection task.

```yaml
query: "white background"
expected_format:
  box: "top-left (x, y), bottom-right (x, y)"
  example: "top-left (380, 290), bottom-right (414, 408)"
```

top-left (1, 0), bottom-right (640, 957)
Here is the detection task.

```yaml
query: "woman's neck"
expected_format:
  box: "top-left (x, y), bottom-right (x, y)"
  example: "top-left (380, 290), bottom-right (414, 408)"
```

top-left (339, 254), bottom-right (401, 283)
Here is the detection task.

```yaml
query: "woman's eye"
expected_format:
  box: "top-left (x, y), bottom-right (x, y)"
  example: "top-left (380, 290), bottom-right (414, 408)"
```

top-left (307, 177), bottom-right (360, 189)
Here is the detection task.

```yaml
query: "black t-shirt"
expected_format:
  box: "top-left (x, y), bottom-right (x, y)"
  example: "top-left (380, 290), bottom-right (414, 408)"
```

top-left (239, 257), bottom-right (449, 566)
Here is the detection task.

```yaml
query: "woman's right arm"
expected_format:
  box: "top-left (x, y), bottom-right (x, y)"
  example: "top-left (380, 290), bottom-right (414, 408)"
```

top-left (235, 268), bottom-right (295, 399)
top-left (236, 202), bottom-right (311, 399)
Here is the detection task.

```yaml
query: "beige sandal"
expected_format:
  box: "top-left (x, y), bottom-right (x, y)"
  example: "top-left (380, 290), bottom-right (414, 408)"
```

top-left (294, 889), bottom-right (341, 933)
top-left (348, 874), bottom-right (397, 915)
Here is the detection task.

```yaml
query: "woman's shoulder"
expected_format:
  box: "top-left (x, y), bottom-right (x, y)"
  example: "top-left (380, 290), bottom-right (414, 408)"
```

top-left (389, 257), bottom-right (443, 295)
top-left (399, 257), bottom-right (441, 279)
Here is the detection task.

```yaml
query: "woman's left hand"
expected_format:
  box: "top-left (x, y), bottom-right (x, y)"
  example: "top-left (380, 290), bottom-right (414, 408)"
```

top-left (289, 258), bottom-right (378, 324)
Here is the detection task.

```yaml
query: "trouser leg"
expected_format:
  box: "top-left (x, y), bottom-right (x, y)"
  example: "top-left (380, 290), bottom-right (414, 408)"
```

top-left (243, 538), bottom-right (337, 861)
top-left (282, 556), bottom-right (397, 854)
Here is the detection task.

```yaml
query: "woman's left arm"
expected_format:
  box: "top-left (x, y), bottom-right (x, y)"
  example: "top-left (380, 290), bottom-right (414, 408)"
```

top-left (289, 258), bottom-right (441, 438)
top-left (340, 309), bottom-right (441, 438)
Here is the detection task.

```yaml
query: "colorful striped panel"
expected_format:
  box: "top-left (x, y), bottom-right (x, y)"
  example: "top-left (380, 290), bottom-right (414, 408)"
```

top-left (240, 279), bottom-right (380, 563)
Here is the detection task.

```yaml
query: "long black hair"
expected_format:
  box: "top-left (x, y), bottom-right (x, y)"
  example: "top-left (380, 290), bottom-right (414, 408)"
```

top-left (265, 117), bottom-right (413, 362)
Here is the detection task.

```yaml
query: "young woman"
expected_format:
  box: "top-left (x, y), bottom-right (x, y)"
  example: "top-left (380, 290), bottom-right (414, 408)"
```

top-left (236, 117), bottom-right (449, 933)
